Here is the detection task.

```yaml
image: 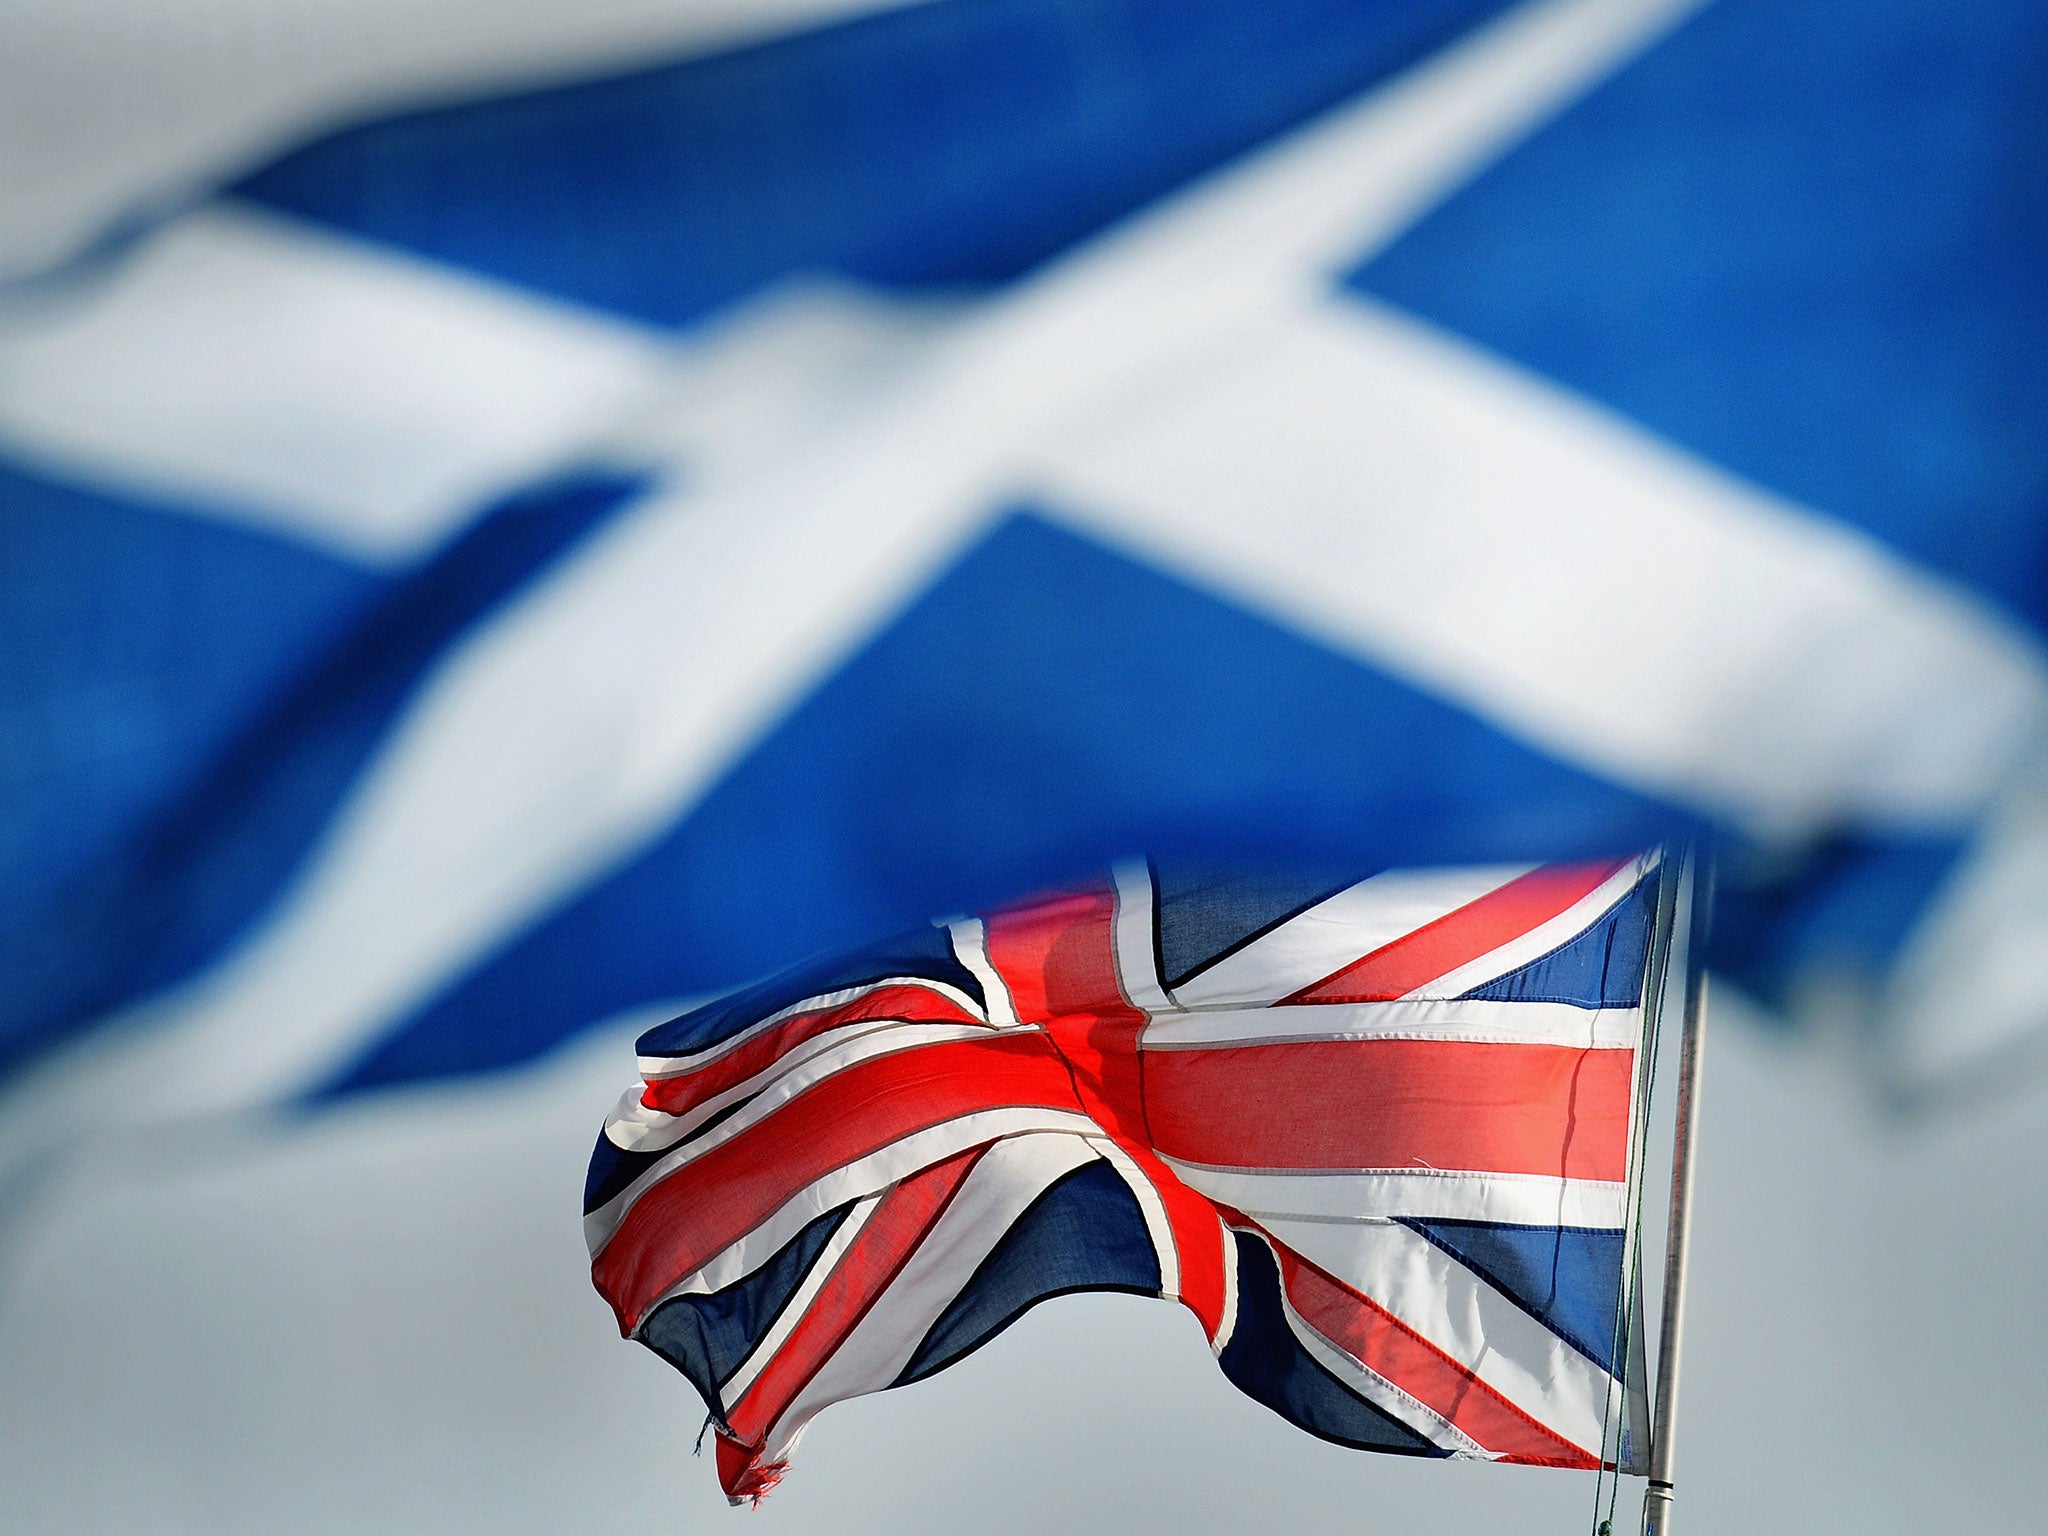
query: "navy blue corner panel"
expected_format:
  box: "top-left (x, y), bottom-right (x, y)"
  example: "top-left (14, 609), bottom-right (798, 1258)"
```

top-left (1217, 1231), bottom-right (1443, 1456)
top-left (1399, 1218), bottom-right (1625, 1374)
top-left (639, 1202), bottom-right (857, 1413)
top-left (895, 1158), bottom-right (1162, 1385)
top-left (235, 0), bottom-right (1516, 328)
top-left (1460, 874), bottom-right (1654, 1009)
top-left (1150, 862), bottom-right (1355, 993)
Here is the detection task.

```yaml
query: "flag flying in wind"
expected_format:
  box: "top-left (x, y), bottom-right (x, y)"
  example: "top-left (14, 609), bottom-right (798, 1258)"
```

top-left (587, 853), bottom-right (1662, 1500)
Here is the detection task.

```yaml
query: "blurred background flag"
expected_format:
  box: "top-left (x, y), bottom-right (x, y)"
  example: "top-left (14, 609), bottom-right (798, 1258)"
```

top-left (2, 0), bottom-right (2046, 1530)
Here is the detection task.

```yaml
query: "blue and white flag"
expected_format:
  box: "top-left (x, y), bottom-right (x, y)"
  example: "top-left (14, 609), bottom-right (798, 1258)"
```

top-left (4, 0), bottom-right (2042, 1156)
top-left (4, 1), bottom-right (2046, 1529)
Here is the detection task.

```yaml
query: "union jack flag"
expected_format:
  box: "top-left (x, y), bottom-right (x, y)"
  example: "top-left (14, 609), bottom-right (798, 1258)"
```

top-left (585, 851), bottom-right (1662, 1502)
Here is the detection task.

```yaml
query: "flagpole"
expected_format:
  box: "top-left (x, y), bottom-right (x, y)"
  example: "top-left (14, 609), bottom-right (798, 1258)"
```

top-left (1640, 842), bottom-right (1713, 1536)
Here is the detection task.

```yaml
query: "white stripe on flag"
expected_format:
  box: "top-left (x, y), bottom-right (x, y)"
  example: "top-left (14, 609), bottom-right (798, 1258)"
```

top-left (1283, 1301), bottom-right (1489, 1459)
top-left (1229, 1227), bottom-right (1486, 1458)
top-left (1036, 295), bottom-right (2048, 839)
top-left (1088, 1136), bottom-right (1183, 1304)
top-left (1111, 860), bottom-right (1173, 1013)
top-left (716, 1193), bottom-right (883, 1410)
top-left (1166, 865), bottom-right (1534, 1009)
top-left (1160, 1159), bottom-right (1628, 1231)
top-left (0, 203), bottom-right (666, 561)
top-left (640, 1195), bottom-right (872, 1313)
top-left (1209, 1205), bottom-right (1241, 1359)
top-left (758, 1132), bottom-right (1104, 1463)
top-left (1139, 998), bottom-right (1640, 1052)
top-left (586, 1105), bottom-right (1100, 1257)
top-left (1262, 1213), bottom-right (1615, 1458)
top-left (612, 1019), bottom-right (1001, 1158)
top-left (1404, 851), bottom-right (1656, 999)
top-left (948, 918), bottom-right (1022, 1030)
top-left (636, 974), bottom-right (987, 1078)
top-left (611, 1021), bottom-right (1005, 1181)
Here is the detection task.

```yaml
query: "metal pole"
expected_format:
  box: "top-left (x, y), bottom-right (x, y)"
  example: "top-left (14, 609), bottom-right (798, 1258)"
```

top-left (1640, 845), bottom-right (1713, 1536)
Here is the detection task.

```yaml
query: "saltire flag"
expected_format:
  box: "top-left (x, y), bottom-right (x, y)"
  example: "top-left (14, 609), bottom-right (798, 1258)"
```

top-left (588, 853), bottom-right (1662, 1501)
top-left (4, 0), bottom-right (2045, 1178)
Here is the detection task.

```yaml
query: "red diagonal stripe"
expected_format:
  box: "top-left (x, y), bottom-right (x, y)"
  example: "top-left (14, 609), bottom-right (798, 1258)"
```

top-left (718, 1146), bottom-right (984, 1498)
top-left (595, 1033), bottom-right (1082, 1331)
top-left (641, 983), bottom-right (988, 1116)
top-left (1273, 1241), bottom-right (1598, 1468)
top-left (1286, 859), bottom-right (1631, 1003)
top-left (1146, 1038), bottom-right (1632, 1181)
